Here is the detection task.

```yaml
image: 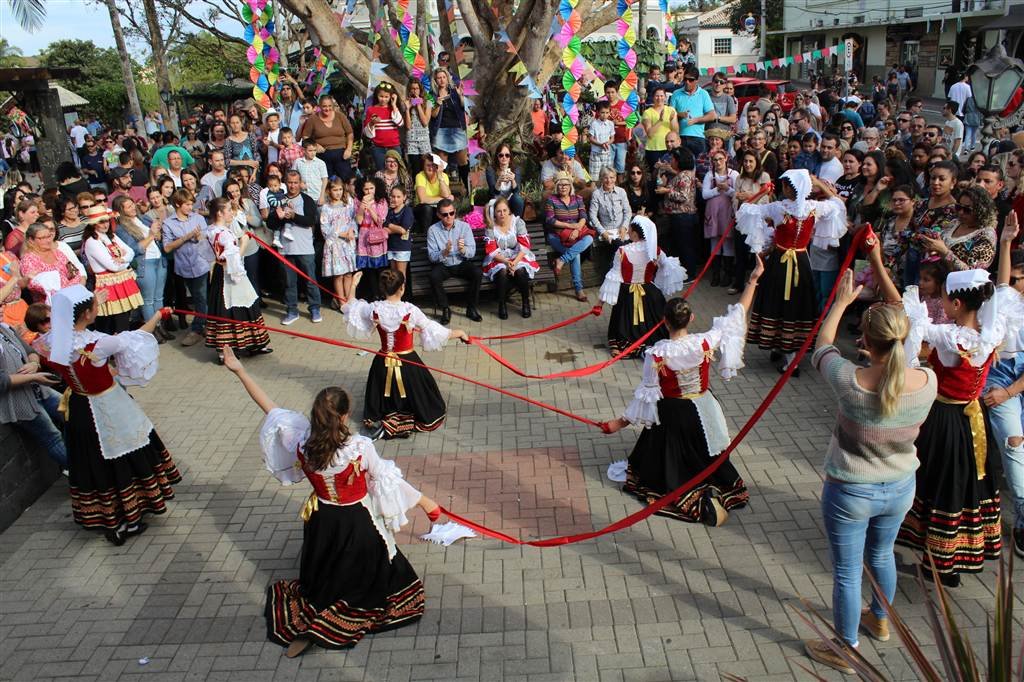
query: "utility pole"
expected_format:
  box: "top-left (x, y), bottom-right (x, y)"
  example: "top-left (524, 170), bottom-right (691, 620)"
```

top-left (759, 0), bottom-right (766, 61)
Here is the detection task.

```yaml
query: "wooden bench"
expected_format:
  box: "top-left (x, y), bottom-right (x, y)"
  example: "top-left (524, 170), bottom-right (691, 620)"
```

top-left (406, 221), bottom-right (549, 310)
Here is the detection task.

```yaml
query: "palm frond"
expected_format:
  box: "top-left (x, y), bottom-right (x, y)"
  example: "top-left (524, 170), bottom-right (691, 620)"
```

top-left (7, 0), bottom-right (47, 33)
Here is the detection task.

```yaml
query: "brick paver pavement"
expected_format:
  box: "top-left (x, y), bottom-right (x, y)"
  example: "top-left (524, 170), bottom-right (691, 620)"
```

top-left (1, 284), bottom-right (1022, 681)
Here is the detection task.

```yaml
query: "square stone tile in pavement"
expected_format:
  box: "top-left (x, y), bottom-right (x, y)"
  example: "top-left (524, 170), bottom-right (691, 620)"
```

top-left (1, 284), bottom-right (1022, 682)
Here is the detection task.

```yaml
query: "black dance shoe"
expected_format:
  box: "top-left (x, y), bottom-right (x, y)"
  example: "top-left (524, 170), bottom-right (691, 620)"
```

top-left (439, 307), bottom-right (452, 325)
top-left (498, 303), bottom-right (508, 320)
top-left (466, 307), bottom-right (483, 322)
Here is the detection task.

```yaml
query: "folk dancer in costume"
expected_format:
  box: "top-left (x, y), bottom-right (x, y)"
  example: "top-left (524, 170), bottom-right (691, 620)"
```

top-left (204, 197), bottom-right (272, 364)
top-left (598, 215), bottom-right (686, 357)
top-left (482, 197), bottom-right (540, 320)
top-left (868, 241), bottom-right (1024, 586)
top-left (983, 213), bottom-right (1024, 558)
top-left (601, 255), bottom-right (764, 525)
top-left (81, 204), bottom-right (144, 334)
top-left (342, 269), bottom-right (468, 439)
top-left (37, 285), bottom-right (180, 545)
top-left (735, 169), bottom-right (847, 376)
top-left (222, 347), bottom-right (441, 657)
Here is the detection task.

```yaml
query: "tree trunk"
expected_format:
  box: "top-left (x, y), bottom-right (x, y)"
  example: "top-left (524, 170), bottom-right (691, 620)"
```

top-left (103, 0), bottom-right (144, 130)
top-left (141, 0), bottom-right (179, 133)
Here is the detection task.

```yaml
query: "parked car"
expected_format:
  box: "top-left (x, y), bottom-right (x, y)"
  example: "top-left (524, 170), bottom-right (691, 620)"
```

top-left (707, 77), bottom-right (797, 113)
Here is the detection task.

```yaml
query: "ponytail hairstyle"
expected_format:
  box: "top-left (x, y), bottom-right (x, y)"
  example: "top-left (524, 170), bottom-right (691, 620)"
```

top-left (207, 196), bottom-right (231, 222)
top-left (664, 297), bottom-right (693, 331)
top-left (379, 268), bottom-right (405, 296)
top-left (860, 303), bottom-right (910, 417)
top-left (302, 387), bottom-right (353, 471)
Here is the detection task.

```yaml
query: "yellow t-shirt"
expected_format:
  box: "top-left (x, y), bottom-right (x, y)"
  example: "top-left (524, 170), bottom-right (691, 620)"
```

top-left (641, 105), bottom-right (677, 152)
top-left (415, 172), bottom-right (445, 204)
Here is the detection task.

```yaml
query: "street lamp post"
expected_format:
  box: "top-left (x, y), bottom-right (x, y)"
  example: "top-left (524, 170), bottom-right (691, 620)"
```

top-left (967, 44), bottom-right (1024, 149)
top-left (158, 89), bottom-right (177, 134)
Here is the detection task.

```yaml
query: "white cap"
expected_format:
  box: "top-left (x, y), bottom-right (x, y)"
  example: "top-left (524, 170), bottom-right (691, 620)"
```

top-left (49, 285), bottom-right (94, 366)
top-left (945, 269), bottom-right (991, 293)
top-left (845, 95), bottom-right (862, 107)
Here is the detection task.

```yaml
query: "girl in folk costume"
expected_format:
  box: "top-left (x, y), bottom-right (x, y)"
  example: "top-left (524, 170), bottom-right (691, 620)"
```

top-left (601, 256), bottom-right (764, 525)
top-left (38, 285), bottom-right (180, 545)
top-left (598, 215), bottom-right (686, 357)
top-left (868, 236), bottom-right (1024, 586)
top-left (222, 348), bottom-right (441, 657)
top-left (81, 203), bottom-right (144, 334)
top-left (204, 197), bottom-right (272, 364)
top-left (482, 197), bottom-right (540, 320)
top-left (735, 169), bottom-right (847, 376)
top-left (342, 269), bottom-right (468, 440)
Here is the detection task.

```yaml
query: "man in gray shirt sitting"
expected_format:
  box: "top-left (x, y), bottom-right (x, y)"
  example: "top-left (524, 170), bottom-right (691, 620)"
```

top-left (426, 199), bottom-right (483, 325)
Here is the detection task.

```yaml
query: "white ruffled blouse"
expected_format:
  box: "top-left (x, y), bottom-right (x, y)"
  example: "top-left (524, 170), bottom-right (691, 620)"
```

top-left (734, 197), bottom-right (847, 253)
top-left (623, 303), bottom-right (748, 431)
top-left (258, 407), bottom-right (422, 559)
top-left (902, 284), bottom-right (1024, 367)
top-left (342, 299), bottom-right (451, 351)
top-left (599, 241), bottom-right (687, 306)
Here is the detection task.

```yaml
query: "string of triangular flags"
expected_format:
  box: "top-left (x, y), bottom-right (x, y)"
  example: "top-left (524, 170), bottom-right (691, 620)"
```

top-left (305, 47), bottom-right (337, 98)
top-left (699, 43), bottom-right (845, 77)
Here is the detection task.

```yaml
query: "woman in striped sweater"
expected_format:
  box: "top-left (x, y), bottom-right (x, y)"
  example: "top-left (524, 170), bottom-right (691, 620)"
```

top-left (804, 240), bottom-right (937, 675)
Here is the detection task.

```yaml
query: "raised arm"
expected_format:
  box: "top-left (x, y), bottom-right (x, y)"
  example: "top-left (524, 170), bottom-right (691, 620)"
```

top-left (817, 270), bottom-right (862, 349)
top-left (998, 211), bottom-right (1020, 286)
top-left (223, 347), bottom-right (278, 413)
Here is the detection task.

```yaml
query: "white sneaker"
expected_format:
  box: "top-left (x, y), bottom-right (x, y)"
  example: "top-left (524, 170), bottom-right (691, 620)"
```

top-left (282, 226), bottom-right (295, 241)
top-left (272, 235), bottom-right (283, 249)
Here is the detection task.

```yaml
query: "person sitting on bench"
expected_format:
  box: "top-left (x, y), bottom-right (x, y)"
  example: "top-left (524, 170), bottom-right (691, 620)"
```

top-left (426, 199), bottom-right (483, 324)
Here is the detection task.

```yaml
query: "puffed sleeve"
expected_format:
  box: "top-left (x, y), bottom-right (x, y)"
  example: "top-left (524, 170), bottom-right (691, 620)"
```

top-left (622, 351), bottom-right (663, 428)
top-left (217, 230), bottom-right (247, 283)
top-left (977, 283), bottom-right (1015, 355)
top-left (599, 247), bottom-right (624, 305)
top-left (362, 439), bottom-right (422, 532)
top-left (341, 298), bottom-right (376, 339)
top-left (810, 197), bottom-right (848, 250)
top-left (653, 251), bottom-right (686, 298)
top-left (706, 303), bottom-right (747, 380)
top-left (902, 285), bottom-right (942, 367)
top-left (90, 330), bottom-right (159, 386)
top-left (258, 408), bottom-right (309, 485)
top-left (994, 284), bottom-right (1024, 341)
top-left (409, 305), bottom-right (450, 351)
top-left (735, 202), bottom-right (781, 253)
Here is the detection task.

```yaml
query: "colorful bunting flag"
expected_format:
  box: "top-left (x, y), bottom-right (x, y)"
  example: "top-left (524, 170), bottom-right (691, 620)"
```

top-left (556, 0), bottom-right (582, 158)
top-left (698, 43), bottom-right (845, 76)
top-left (242, 0), bottom-right (280, 110)
top-left (616, 0), bottom-right (639, 128)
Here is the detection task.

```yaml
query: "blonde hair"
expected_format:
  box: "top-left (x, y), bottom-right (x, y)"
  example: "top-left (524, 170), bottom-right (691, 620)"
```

top-left (861, 304), bottom-right (910, 417)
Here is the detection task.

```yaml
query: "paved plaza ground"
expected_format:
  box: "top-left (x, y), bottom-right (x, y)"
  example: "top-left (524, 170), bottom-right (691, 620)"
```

top-left (1, 283), bottom-right (1022, 682)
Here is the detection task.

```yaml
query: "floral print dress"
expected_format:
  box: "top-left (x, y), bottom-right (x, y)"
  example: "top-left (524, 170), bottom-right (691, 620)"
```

top-left (320, 199), bottom-right (358, 276)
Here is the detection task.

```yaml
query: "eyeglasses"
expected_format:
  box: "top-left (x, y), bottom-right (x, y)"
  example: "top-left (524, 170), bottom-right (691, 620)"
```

top-left (439, 211), bottom-right (455, 217)
top-left (891, 197), bottom-right (910, 204)
top-left (78, 203), bottom-right (94, 210)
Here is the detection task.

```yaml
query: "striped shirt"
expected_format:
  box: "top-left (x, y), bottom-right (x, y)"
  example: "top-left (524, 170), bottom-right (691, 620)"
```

top-left (812, 345), bottom-right (936, 484)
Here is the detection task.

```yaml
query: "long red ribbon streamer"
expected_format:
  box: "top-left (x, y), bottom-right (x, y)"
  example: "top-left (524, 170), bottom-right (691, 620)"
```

top-left (465, 220), bottom-right (735, 380)
top-left (173, 309), bottom-right (604, 429)
top-left (248, 232), bottom-right (606, 342)
top-left (437, 228), bottom-right (869, 546)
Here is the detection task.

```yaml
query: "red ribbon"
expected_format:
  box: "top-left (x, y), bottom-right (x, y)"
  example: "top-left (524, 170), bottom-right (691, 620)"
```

top-left (172, 309), bottom-right (604, 429)
top-left (465, 220), bottom-right (736, 380)
top-left (474, 305), bottom-right (603, 341)
top-left (246, 232), bottom-right (346, 302)
top-left (436, 226), bottom-right (869, 546)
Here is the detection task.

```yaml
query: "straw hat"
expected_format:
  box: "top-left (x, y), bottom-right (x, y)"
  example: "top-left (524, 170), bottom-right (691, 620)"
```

top-left (554, 170), bottom-right (574, 188)
top-left (81, 204), bottom-right (116, 226)
top-left (705, 128), bottom-right (732, 141)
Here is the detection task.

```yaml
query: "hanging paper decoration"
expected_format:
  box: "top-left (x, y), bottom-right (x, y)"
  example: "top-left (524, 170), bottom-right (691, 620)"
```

top-left (698, 42), bottom-right (845, 76)
top-left (307, 48), bottom-right (336, 98)
top-left (242, 0), bottom-right (280, 110)
top-left (659, 0), bottom-right (677, 59)
top-left (556, 0), bottom-right (582, 158)
top-left (616, 0), bottom-right (639, 128)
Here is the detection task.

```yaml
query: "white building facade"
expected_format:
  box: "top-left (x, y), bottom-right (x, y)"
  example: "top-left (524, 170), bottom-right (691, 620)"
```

top-left (773, 0), bottom-right (1011, 98)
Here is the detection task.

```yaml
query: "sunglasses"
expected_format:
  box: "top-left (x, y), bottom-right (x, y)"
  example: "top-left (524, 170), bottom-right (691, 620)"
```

top-left (439, 211), bottom-right (456, 217)
top-left (898, 118), bottom-right (910, 123)
top-left (630, 170), bottom-right (643, 175)
top-left (497, 152), bottom-right (510, 157)
top-left (713, 80), bottom-right (726, 85)
top-left (957, 204), bottom-right (973, 212)
top-left (684, 76), bottom-right (698, 82)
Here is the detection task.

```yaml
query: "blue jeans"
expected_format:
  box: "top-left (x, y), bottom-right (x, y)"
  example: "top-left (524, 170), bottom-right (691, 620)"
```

top-left (812, 270), bottom-right (838, 314)
top-left (284, 253), bottom-right (322, 315)
top-left (986, 356), bottom-right (1024, 529)
top-left (318, 148), bottom-right (352, 181)
top-left (371, 145), bottom-right (401, 172)
top-left (183, 274), bottom-right (208, 333)
top-left (14, 387), bottom-right (67, 469)
top-left (822, 473), bottom-right (915, 647)
top-left (610, 142), bottom-right (627, 174)
top-left (904, 247), bottom-right (921, 287)
top-left (547, 233), bottom-right (593, 291)
top-left (681, 135), bottom-right (707, 158)
top-left (964, 126), bottom-right (979, 150)
top-left (135, 257), bottom-right (167, 320)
